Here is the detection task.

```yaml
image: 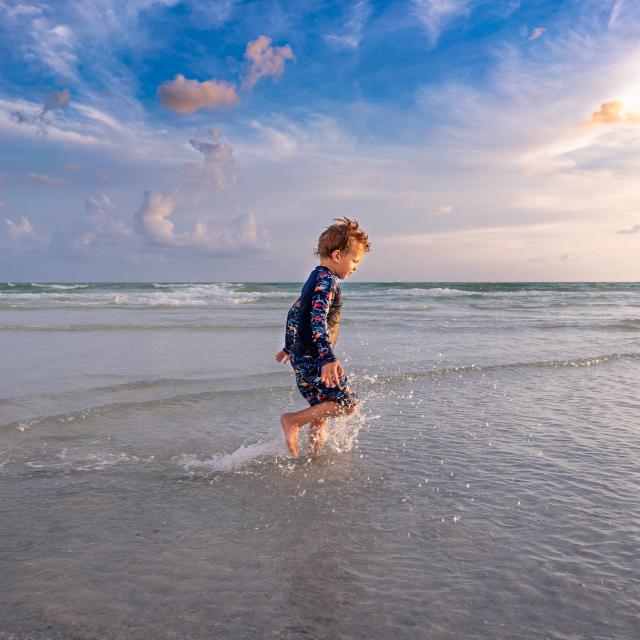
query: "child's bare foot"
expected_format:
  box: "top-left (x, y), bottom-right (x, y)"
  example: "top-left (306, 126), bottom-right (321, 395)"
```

top-left (280, 413), bottom-right (299, 456)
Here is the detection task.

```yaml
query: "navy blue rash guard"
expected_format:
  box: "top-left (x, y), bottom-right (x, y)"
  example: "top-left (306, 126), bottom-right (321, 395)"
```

top-left (283, 265), bottom-right (342, 366)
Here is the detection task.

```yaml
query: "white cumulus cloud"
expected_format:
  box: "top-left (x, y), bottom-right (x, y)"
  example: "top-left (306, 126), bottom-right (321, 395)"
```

top-left (134, 191), bottom-right (267, 252)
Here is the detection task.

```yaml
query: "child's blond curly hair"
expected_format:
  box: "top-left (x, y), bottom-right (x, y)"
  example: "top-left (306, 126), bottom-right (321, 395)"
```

top-left (315, 217), bottom-right (371, 258)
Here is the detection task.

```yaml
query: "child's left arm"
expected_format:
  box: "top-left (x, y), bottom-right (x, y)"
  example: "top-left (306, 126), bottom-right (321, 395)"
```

top-left (276, 299), bottom-right (300, 364)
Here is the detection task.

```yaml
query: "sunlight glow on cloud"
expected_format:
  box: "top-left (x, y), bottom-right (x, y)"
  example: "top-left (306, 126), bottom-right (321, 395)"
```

top-left (579, 100), bottom-right (640, 127)
top-left (158, 75), bottom-right (239, 114)
top-left (243, 36), bottom-right (294, 89)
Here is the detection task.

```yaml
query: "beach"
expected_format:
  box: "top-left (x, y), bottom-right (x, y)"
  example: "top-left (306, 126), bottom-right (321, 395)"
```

top-left (1, 281), bottom-right (639, 639)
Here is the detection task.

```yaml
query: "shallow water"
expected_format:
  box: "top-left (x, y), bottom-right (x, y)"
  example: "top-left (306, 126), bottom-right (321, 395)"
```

top-left (1, 282), bottom-right (639, 639)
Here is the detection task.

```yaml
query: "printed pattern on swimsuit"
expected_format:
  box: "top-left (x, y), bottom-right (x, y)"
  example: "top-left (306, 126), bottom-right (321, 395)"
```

top-left (292, 354), bottom-right (357, 408)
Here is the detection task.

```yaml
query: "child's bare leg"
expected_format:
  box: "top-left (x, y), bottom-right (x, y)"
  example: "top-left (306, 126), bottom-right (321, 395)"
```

top-left (280, 401), bottom-right (346, 456)
top-left (308, 419), bottom-right (328, 457)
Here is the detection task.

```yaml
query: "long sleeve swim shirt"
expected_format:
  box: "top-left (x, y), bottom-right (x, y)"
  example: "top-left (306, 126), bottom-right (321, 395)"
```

top-left (283, 265), bottom-right (342, 366)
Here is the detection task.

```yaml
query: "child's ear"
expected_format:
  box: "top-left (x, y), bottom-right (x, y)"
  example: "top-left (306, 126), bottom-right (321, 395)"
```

top-left (331, 249), bottom-right (341, 262)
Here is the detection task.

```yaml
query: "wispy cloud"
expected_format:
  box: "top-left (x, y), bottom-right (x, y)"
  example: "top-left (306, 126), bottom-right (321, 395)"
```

top-left (8, 88), bottom-right (71, 135)
top-left (618, 223), bottom-right (640, 234)
top-left (158, 75), bottom-right (239, 114)
top-left (243, 36), bottom-right (294, 89)
top-left (26, 18), bottom-right (78, 80)
top-left (183, 128), bottom-right (236, 197)
top-left (324, 0), bottom-right (371, 50)
top-left (528, 27), bottom-right (545, 40)
top-left (27, 171), bottom-right (65, 186)
top-left (185, 0), bottom-right (236, 28)
top-left (412, 0), bottom-right (474, 45)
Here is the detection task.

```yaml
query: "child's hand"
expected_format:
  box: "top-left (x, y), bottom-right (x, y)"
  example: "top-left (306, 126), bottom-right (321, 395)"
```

top-left (275, 350), bottom-right (291, 364)
top-left (321, 361), bottom-right (344, 387)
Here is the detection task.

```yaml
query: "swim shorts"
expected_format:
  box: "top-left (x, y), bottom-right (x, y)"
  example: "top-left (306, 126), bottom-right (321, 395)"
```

top-left (291, 354), bottom-right (358, 408)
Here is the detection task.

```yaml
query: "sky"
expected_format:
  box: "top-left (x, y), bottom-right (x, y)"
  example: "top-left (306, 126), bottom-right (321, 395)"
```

top-left (1, 0), bottom-right (639, 282)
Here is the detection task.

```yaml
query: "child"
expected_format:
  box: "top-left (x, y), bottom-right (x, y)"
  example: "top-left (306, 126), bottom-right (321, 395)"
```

top-left (275, 217), bottom-right (371, 457)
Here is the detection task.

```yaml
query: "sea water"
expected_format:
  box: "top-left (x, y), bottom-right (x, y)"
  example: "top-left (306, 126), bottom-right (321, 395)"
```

top-left (1, 282), bottom-right (639, 639)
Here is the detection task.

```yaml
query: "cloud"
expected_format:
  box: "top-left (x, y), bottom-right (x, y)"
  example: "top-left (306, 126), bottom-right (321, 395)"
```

top-left (243, 36), bottom-right (294, 89)
top-left (5, 216), bottom-right (36, 240)
top-left (26, 19), bottom-right (78, 80)
top-left (158, 75), bottom-right (239, 114)
top-left (27, 171), bottom-right (65, 186)
top-left (431, 205), bottom-right (454, 214)
top-left (249, 120), bottom-right (298, 156)
top-left (412, 0), bottom-right (474, 45)
top-left (185, 0), bottom-right (236, 27)
top-left (74, 194), bottom-right (133, 249)
top-left (134, 191), bottom-right (179, 246)
top-left (324, 0), bottom-right (371, 50)
top-left (72, 103), bottom-right (124, 132)
top-left (185, 128), bottom-right (236, 194)
top-left (47, 193), bottom-right (134, 255)
top-left (618, 223), bottom-right (640, 234)
top-left (366, 173), bottom-right (386, 187)
top-left (134, 190), bottom-right (267, 252)
top-left (4, 216), bottom-right (48, 248)
top-left (133, 128), bottom-right (267, 253)
top-left (43, 88), bottom-right (71, 112)
top-left (528, 27), bottom-right (545, 40)
top-left (9, 88), bottom-right (71, 134)
top-left (579, 100), bottom-right (640, 128)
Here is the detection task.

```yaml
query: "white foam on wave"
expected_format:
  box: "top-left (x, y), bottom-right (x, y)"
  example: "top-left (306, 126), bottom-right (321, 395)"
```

top-left (30, 283), bottom-right (89, 289)
top-left (1, 283), bottom-right (293, 307)
top-left (351, 287), bottom-right (470, 298)
top-left (112, 285), bottom-right (290, 306)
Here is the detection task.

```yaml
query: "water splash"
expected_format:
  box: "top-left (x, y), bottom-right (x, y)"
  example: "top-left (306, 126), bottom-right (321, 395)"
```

top-left (175, 436), bottom-right (286, 473)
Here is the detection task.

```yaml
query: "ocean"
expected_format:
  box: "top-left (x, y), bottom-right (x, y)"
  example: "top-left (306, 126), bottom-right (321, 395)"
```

top-left (1, 281), bottom-right (639, 639)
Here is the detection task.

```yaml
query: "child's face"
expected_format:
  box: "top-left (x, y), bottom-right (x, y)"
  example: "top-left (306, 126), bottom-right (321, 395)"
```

top-left (330, 245), bottom-right (365, 279)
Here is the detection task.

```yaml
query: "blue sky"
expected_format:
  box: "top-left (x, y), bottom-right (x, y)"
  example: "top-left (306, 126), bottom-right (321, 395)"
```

top-left (1, 0), bottom-right (639, 281)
